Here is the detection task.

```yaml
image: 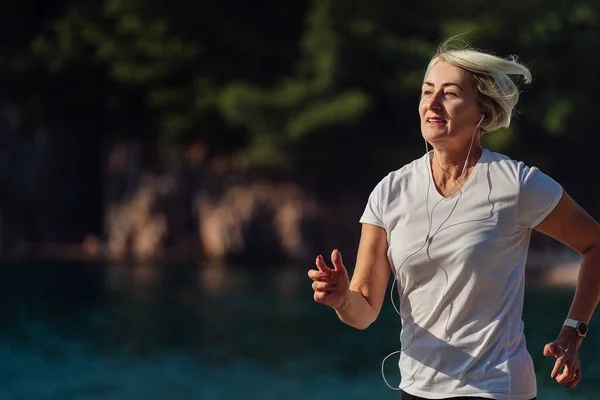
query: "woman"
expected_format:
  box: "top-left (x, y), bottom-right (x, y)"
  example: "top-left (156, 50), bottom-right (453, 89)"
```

top-left (308, 38), bottom-right (600, 400)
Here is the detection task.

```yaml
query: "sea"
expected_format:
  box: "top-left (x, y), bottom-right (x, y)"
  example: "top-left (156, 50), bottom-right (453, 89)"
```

top-left (0, 260), bottom-right (597, 399)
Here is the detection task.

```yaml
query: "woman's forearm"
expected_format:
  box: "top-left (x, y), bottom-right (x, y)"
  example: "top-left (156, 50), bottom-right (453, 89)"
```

top-left (334, 289), bottom-right (379, 330)
top-left (566, 245), bottom-right (600, 324)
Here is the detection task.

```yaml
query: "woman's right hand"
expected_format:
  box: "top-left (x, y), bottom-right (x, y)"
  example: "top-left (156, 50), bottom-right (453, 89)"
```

top-left (307, 249), bottom-right (350, 309)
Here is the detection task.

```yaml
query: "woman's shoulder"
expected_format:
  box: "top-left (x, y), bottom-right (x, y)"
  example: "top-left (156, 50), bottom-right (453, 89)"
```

top-left (367, 154), bottom-right (427, 197)
top-left (385, 153), bottom-right (428, 182)
top-left (484, 149), bottom-right (521, 165)
top-left (483, 149), bottom-right (558, 189)
top-left (483, 149), bottom-right (533, 174)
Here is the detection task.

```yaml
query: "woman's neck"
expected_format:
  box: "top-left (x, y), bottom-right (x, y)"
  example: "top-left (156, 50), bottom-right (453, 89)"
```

top-left (428, 145), bottom-right (482, 197)
top-left (431, 145), bottom-right (483, 180)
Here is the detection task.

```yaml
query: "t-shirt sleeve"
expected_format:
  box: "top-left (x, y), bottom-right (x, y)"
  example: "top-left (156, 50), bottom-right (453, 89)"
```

top-left (517, 164), bottom-right (563, 228)
top-left (359, 174), bottom-right (389, 229)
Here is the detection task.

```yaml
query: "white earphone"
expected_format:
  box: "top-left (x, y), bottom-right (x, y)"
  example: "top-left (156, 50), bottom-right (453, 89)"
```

top-left (478, 114), bottom-right (485, 127)
top-left (381, 112), bottom-right (485, 391)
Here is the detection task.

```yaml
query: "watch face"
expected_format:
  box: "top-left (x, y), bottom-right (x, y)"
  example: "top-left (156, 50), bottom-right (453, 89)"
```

top-left (578, 322), bottom-right (588, 336)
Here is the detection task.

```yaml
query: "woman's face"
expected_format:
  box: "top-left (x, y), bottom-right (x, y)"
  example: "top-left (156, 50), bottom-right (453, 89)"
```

top-left (419, 61), bottom-right (482, 147)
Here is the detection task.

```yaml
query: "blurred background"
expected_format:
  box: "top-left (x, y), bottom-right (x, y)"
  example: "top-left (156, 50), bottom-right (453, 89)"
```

top-left (0, 0), bottom-right (599, 398)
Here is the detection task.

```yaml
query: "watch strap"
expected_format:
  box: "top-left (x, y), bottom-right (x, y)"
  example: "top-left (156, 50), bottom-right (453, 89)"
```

top-left (564, 318), bottom-right (587, 337)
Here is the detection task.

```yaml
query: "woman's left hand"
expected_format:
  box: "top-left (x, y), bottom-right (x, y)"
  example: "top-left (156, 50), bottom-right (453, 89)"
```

top-left (543, 329), bottom-right (582, 388)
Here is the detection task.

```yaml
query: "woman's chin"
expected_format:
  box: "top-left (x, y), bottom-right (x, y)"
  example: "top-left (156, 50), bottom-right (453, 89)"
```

top-left (422, 127), bottom-right (449, 141)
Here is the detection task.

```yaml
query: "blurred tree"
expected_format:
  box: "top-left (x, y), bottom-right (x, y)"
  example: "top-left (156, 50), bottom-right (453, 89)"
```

top-left (216, 0), bottom-right (372, 168)
top-left (2, 0), bottom-right (600, 209)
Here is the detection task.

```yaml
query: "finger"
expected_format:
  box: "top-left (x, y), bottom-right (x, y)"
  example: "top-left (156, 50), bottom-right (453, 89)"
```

top-left (315, 255), bottom-right (331, 272)
top-left (312, 281), bottom-right (335, 292)
top-left (313, 291), bottom-right (331, 303)
top-left (544, 342), bottom-right (563, 358)
top-left (555, 361), bottom-right (572, 383)
top-left (566, 369), bottom-right (581, 388)
top-left (307, 269), bottom-right (329, 281)
top-left (551, 357), bottom-right (565, 379)
top-left (331, 249), bottom-right (347, 273)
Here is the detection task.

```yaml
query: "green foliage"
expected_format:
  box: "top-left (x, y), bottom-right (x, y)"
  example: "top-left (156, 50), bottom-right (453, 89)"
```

top-left (213, 0), bottom-right (373, 167)
top-left (3, 0), bottom-right (600, 189)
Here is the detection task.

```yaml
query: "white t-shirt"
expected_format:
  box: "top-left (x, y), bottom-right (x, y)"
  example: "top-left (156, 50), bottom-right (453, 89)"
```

top-left (360, 149), bottom-right (563, 400)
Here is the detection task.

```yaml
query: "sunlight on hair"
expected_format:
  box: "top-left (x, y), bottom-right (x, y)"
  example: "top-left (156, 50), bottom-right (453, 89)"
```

top-left (425, 34), bottom-right (532, 134)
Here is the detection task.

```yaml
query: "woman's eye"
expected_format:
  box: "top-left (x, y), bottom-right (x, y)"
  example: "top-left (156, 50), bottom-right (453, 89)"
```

top-left (445, 92), bottom-right (458, 97)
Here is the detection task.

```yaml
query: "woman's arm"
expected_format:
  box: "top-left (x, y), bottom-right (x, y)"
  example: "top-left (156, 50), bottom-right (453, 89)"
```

top-left (534, 192), bottom-right (600, 326)
top-left (534, 191), bottom-right (600, 387)
top-left (309, 223), bottom-right (390, 330)
top-left (333, 223), bottom-right (391, 329)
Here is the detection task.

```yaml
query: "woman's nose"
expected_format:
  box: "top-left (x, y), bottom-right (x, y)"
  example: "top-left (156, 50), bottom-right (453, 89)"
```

top-left (426, 93), bottom-right (443, 111)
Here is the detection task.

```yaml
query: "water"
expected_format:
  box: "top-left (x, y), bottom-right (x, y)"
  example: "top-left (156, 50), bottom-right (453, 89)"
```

top-left (0, 260), bottom-right (597, 399)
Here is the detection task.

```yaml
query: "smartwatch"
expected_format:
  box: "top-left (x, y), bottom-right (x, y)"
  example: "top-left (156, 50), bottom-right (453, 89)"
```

top-left (564, 318), bottom-right (588, 337)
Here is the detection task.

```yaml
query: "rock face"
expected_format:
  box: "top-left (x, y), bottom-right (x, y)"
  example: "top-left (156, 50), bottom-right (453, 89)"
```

top-left (102, 141), bottom-right (363, 266)
top-left (0, 98), bottom-right (364, 265)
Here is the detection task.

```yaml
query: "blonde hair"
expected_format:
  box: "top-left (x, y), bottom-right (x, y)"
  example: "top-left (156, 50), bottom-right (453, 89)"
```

top-left (425, 37), bottom-right (532, 134)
